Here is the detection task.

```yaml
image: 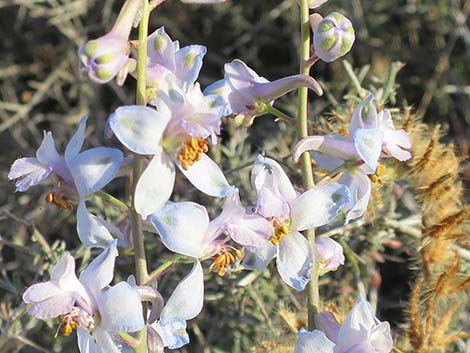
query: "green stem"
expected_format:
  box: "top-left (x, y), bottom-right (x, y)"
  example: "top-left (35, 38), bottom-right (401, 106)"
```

top-left (342, 61), bottom-right (365, 97)
top-left (131, 1), bottom-right (150, 352)
top-left (380, 62), bottom-right (400, 106)
top-left (145, 254), bottom-right (186, 285)
top-left (263, 104), bottom-right (297, 125)
top-left (94, 191), bottom-right (130, 211)
top-left (339, 238), bottom-right (366, 296)
top-left (297, 0), bottom-right (319, 331)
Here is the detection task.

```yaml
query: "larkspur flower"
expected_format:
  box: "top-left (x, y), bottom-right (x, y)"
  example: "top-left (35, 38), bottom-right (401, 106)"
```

top-left (243, 155), bottom-right (350, 290)
top-left (293, 95), bottom-right (411, 223)
top-left (108, 77), bottom-right (234, 219)
top-left (8, 117), bottom-right (124, 247)
top-left (23, 241), bottom-right (145, 353)
top-left (316, 237), bottom-right (345, 275)
top-left (78, 0), bottom-right (140, 84)
top-left (204, 59), bottom-right (323, 126)
top-left (295, 296), bottom-right (393, 353)
top-left (149, 190), bottom-right (273, 277)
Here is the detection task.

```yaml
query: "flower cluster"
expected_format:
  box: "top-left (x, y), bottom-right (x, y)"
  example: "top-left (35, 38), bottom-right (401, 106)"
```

top-left (9, 0), bottom-right (412, 352)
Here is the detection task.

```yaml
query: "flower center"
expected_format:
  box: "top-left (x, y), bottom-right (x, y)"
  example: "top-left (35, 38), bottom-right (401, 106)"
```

top-left (177, 137), bottom-right (209, 171)
top-left (45, 191), bottom-right (73, 210)
top-left (368, 164), bottom-right (387, 184)
top-left (209, 247), bottom-right (243, 277)
top-left (269, 218), bottom-right (291, 246)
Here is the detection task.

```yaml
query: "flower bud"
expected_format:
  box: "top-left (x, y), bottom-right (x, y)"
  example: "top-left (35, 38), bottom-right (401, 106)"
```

top-left (79, 34), bottom-right (131, 84)
top-left (78, 0), bottom-right (140, 84)
top-left (312, 12), bottom-right (355, 62)
top-left (315, 237), bottom-right (345, 275)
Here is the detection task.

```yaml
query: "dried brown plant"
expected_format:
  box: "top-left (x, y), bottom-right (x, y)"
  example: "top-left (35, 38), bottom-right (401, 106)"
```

top-left (404, 115), bottom-right (470, 353)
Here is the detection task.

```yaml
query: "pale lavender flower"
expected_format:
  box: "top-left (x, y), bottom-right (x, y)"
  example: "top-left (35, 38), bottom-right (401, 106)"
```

top-left (149, 189), bottom-right (273, 276)
top-left (8, 117), bottom-right (124, 247)
top-left (23, 241), bottom-right (145, 353)
top-left (243, 155), bottom-right (350, 291)
top-left (316, 237), bottom-right (345, 275)
top-left (293, 95), bottom-right (411, 223)
top-left (79, 0), bottom-right (141, 84)
top-left (108, 79), bottom-right (234, 219)
top-left (311, 12), bottom-right (355, 62)
top-left (204, 59), bottom-right (323, 126)
top-left (294, 296), bottom-right (393, 353)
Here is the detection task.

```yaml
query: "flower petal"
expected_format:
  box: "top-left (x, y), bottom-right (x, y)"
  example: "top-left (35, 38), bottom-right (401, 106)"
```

top-left (175, 45), bottom-right (206, 87)
top-left (353, 128), bottom-right (384, 174)
top-left (160, 261), bottom-right (204, 325)
top-left (27, 291), bottom-right (76, 319)
top-left (251, 155), bottom-right (297, 218)
top-left (77, 327), bottom-right (122, 353)
top-left (154, 320), bottom-right (189, 349)
top-left (276, 231), bottom-right (313, 291)
top-left (340, 171), bottom-right (371, 224)
top-left (135, 151), bottom-right (176, 219)
top-left (293, 135), bottom-right (357, 164)
top-left (69, 147), bottom-right (123, 198)
top-left (147, 27), bottom-right (177, 71)
top-left (242, 243), bottom-right (276, 271)
top-left (36, 131), bottom-right (71, 183)
top-left (314, 311), bottom-right (341, 343)
top-left (77, 201), bottom-right (117, 248)
top-left (108, 105), bottom-right (169, 155)
top-left (294, 329), bottom-right (335, 353)
top-left (370, 321), bottom-right (394, 352)
top-left (98, 282), bottom-right (145, 332)
top-left (79, 241), bottom-right (118, 299)
top-left (178, 153), bottom-right (235, 198)
top-left (8, 158), bottom-right (52, 192)
top-left (149, 202), bottom-right (209, 258)
top-left (291, 183), bottom-right (350, 231)
top-left (349, 94), bottom-right (377, 136)
top-left (65, 116), bottom-right (87, 163)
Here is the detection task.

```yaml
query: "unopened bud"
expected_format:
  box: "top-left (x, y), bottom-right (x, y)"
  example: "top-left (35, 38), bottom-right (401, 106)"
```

top-left (308, 0), bottom-right (328, 9)
top-left (312, 12), bottom-right (355, 63)
top-left (78, 0), bottom-right (140, 84)
top-left (79, 33), bottom-right (131, 84)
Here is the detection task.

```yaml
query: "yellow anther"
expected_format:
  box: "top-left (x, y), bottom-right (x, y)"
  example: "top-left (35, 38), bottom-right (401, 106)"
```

top-left (45, 192), bottom-right (73, 210)
top-left (210, 247), bottom-right (243, 276)
top-left (269, 220), bottom-right (291, 245)
top-left (58, 316), bottom-right (78, 337)
top-left (368, 164), bottom-right (387, 184)
top-left (279, 225), bottom-right (290, 235)
top-left (177, 137), bottom-right (209, 171)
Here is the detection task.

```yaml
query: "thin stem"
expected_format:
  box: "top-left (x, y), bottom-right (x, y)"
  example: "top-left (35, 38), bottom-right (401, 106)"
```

top-left (94, 191), bottom-right (130, 211)
top-left (131, 1), bottom-right (150, 352)
top-left (263, 104), bottom-right (297, 125)
top-left (297, 0), bottom-right (319, 331)
top-left (342, 61), bottom-right (365, 97)
top-left (339, 238), bottom-right (366, 296)
top-left (380, 62), bottom-right (401, 106)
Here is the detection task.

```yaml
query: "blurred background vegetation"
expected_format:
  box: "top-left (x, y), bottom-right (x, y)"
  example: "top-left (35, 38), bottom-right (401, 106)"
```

top-left (0, 0), bottom-right (469, 352)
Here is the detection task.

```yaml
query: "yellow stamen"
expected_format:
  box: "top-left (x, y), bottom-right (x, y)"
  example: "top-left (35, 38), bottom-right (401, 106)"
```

top-left (368, 164), bottom-right (387, 184)
top-left (210, 248), bottom-right (244, 276)
top-left (58, 316), bottom-right (79, 337)
top-left (269, 219), bottom-right (291, 245)
top-left (45, 192), bottom-right (73, 210)
top-left (177, 137), bottom-right (209, 170)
